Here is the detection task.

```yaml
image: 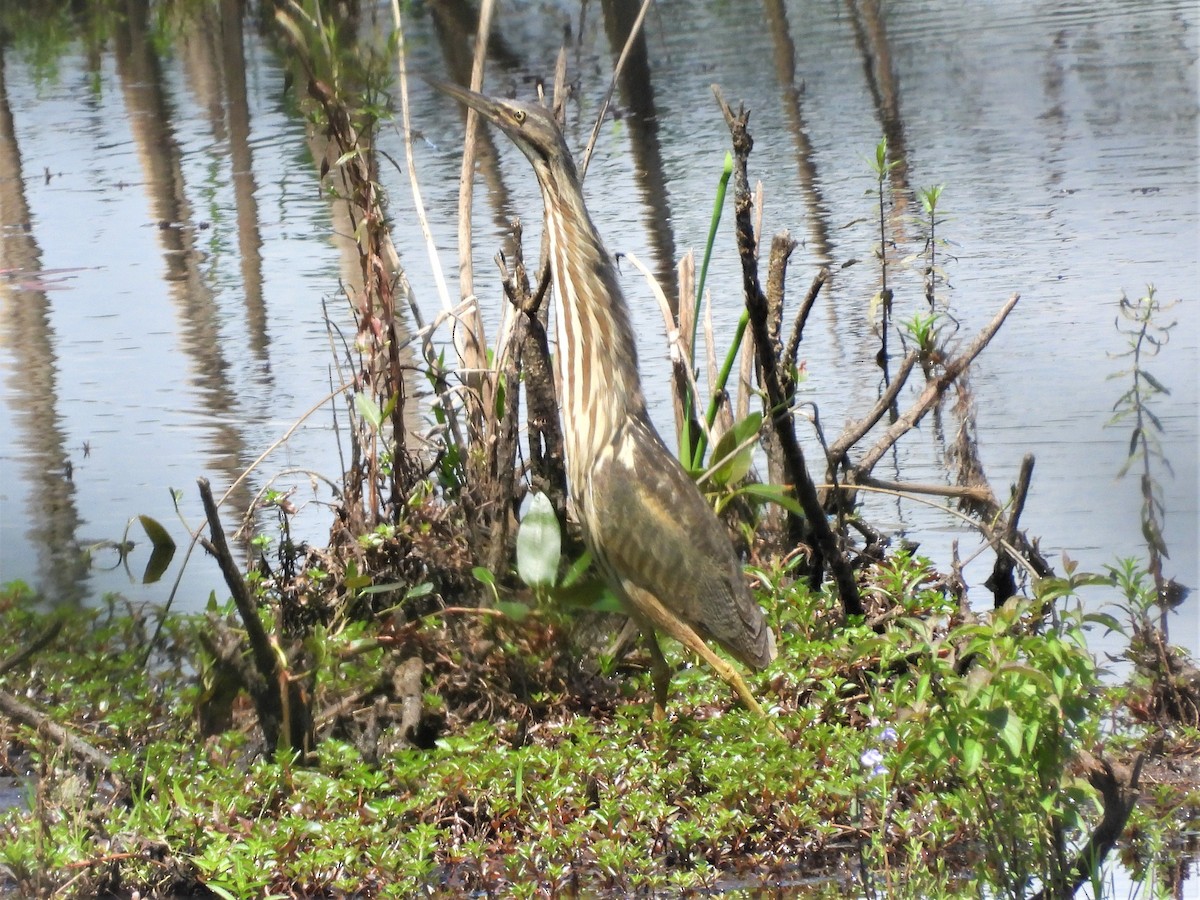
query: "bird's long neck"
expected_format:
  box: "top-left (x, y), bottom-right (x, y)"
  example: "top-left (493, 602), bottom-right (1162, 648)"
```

top-left (537, 165), bottom-right (648, 484)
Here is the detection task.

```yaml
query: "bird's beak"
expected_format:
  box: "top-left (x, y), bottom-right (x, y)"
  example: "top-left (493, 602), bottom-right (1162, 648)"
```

top-left (426, 77), bottom-right (505, 125)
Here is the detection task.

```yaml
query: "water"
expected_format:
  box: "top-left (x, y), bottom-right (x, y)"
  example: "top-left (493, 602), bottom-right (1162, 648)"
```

top-left (0, 0), bottom-right (1196, 670)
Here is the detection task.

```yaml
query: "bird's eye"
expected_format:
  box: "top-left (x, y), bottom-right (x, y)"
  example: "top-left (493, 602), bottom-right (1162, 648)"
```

top-left (513, 109), bottom-right (526, 124)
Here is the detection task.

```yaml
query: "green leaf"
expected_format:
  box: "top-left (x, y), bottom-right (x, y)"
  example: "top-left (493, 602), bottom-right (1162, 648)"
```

top-left (354, 392), bottom-right (383, 431)
top-left (961, 738), bottom-right (984, 776)
top-left (1142, 518), bottom-right (1169, 556)
top-left (405, 582), bottom-right (434, 600)
top-left (345, 572), bottom-right (372, 592)
top-left (707, 412), bottom-right (762, 487)
top-left (471, 566), bottom-right (495, 587)
top-left (1023, 719), bottom-right (1040, 755)
top-left (995, 663), bottom-right (1054, 694)
top-left (494, 373), bottom-right (507, 421)
top-left (359, 581), bottom-right (407, 595)
top-left (1140, 369), bottom-right (1170, 395)
top-left (560, 549), bottom-right (593, 589)
top-left (497, 601), bottom-right (531, 622)
top-left (138, 515), bottom-right (176, 584)
top-left (1128, 426), bottom-right (1142, 455)
top-left (1081, 612), bottom-right (1124, 635)
top-left (588, 589), bottom-right (625, 615)
top-left (734, 482), bottom-right (804, 516)
top-left (381, 392), bottom-right (398, 420)
top-left (138, 514), bottom-right (174, 553)
top-left (516, 492), bottom-right (561, 589)
top-left (999, 710), bottom-right (1024, 760)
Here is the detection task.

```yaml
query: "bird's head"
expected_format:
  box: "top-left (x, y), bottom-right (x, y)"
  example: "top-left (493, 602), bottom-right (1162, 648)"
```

top-left (430, 78), bottom-right (571, 176)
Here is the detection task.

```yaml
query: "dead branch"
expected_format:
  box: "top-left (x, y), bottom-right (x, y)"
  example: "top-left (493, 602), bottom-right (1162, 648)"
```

top-left (673, 252), bottom-right (699, 442)
top-left (826, 351), bottom-right (919, 480)
top-left (765, 232), bottom-right (796, 355)
top-left (849, 293), bottom-right (1019, 480)
top-left (200, 478), bottom-right (277, 688)
top-left (393, 655), bottom-right (426, 745)
top-left (857, 476), bottom-right (993, 504)
top-left (985, 453), bottom-right (1036, 605)
top-left (946, 386), bottom-right (1054, 593)
top-left (198, 477), bottom-right (312, 755)
top-left (581, 0), bottom-right (654, 177)
top-left (449, 0), bottom-right (495, 406)
top-left (762, 233), bottom-right (798, 492)
top-left (638, 252), bottom-right (711, 456)
top-left (497, 224), bottom-right (568, 525)
top-left (784, 266), bottom-right (829, 369)
top-left (0, 688), bottom-right (114, 776)
top-left (714, 85), bottom-right (863, 619)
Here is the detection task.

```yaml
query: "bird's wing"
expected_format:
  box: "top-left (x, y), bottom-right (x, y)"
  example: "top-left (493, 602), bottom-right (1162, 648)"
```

top-left (584, 417), bottom-right (775, 668)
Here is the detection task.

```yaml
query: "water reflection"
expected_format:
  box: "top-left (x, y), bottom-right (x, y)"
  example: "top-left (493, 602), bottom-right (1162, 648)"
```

top-left (764, 0), bottom-right (834, 267)
top-left (0, 2), bottom-right (357, 606)
top-left (0, 1), bottom-right (1194, 667)
top-left (0, 47), bottom-right (89, 604)
top-left (601, 0), bottom-right (679, 308)
top-left (113, 0), bottom-right (257, 532)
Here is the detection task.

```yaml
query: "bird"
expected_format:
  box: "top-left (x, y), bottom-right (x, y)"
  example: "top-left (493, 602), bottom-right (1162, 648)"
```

top-left (436, 79), bottom-right (776, 718)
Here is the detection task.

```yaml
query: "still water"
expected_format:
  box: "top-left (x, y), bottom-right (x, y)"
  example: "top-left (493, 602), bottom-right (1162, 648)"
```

top-left (0, 1), bottom-right (1196, 661)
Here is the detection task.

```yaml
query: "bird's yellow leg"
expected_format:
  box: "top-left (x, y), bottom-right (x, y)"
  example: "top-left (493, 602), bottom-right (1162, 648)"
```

top-left (625, 585), bottom-right (769, 719)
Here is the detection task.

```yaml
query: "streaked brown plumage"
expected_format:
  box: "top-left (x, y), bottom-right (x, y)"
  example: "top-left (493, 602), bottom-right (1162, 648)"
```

top-left (437, 80), bottom-right (775, 716)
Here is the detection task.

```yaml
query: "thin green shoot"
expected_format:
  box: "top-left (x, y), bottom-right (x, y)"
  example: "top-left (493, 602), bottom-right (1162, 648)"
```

top-left (681, 153), bottom-right (733, 467)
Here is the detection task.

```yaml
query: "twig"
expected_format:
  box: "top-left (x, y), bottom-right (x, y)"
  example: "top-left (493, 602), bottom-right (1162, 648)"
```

top-left (391, 0), bottom-right (459, 329)
top-left (552, 45), bottom-right (569, 123)
top-left (198, 478), bottom-right (312, 753)
top-left (675, 251), bottom-right (697, 438)
top-left (985, 453), bottom-right (1035, 605)
top-left (765, 232), bottom-right (795, 353)
top-left (628, 251), bottom-right (713, 451)
top-left (394, 0), bottom-right (481, 452)
top-left (0, 688), bottom-right (114, 775)
top-left (826, 351), bottom-right (918, 476)
top-left (393, 655), bottom-right (425, 744)
top-left (784, 266), bottom-right (830, 368)
top-left (580, 0), bottom-right (654, 177)
top-left (857, 475), bottom-right (992, 504)
top-left (453, 0), bottom-right (495, 309)
top-left (761, 233), bottom-right (798, 490)
top-left (199, 478), bottom-right (277, 688)
top-left (703, 291), bottom-right (733, 436)
top-left (850, 293), bottom-right (1019, 479)
top-left (738, 304), bottom-right (754, 423)
top-left (497, 223), bottom-right (568, 523)
top-left (818, 481), bottom-right (1042, 580)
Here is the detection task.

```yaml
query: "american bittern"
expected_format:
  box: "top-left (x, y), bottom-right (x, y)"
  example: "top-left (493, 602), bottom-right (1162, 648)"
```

top-left (438, 80), bottom-right (776, 717)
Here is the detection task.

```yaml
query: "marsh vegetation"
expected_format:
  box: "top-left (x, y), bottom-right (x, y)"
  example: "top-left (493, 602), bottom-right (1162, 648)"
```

top-left (1, 1), bottom-right (1196, 897)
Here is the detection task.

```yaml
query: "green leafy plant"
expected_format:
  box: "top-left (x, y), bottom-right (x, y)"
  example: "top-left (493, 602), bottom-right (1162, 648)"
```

top-left (511, 492), bottom-right (618, 616)
top-left (894, 589), bottom-right (1105, 898)
top-left (866, 137), bottom-right (903, 365)
top-left (917, 184), bottom-right (946, 308)
top-left (681, 153), bottom-right (736, 470)
top-left (902, 310), bottom-right (946, 373)
top-left (1109, 285), bottom-right (1179, 625)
